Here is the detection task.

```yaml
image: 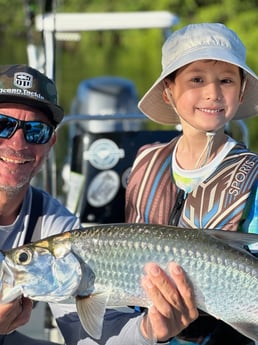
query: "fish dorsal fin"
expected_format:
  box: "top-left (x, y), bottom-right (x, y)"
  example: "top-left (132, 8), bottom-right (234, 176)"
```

top-left (76, 291), bottom-right (109, 339)
top-left (205, 229), bottom-right (258, 255)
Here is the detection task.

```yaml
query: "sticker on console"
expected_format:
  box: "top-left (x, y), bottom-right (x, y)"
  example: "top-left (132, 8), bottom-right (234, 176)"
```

top-left (83, 138), bottom-right (125, 170)
top-left (87, 170), bottom-right (120, 207)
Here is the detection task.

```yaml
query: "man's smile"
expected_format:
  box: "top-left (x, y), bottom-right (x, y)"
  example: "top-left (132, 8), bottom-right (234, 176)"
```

top-left (0, 156), bottom-right (33, 164)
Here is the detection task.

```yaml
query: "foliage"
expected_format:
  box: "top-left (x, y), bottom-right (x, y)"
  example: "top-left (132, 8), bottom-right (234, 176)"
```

top-left (0, 0), bottom-right (25, 35)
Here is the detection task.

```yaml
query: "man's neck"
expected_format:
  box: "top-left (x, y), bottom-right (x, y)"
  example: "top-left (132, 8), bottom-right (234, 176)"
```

top-left (0, 188), bottom-right (28, 226)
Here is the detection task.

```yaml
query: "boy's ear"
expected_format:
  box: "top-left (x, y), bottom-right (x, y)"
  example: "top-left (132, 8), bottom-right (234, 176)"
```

top-left (239, 78), bottom-right (247, 103)
top-left (163, 87), bottom-right (175, 106)
top-left (162, 88), bottom-right (171, 104)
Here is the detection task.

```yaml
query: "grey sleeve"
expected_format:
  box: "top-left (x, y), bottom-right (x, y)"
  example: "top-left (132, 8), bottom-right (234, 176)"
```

top-left (50, 306), bottom-right (154, 345)
top-left (104, 312), bottom-right (151, 345)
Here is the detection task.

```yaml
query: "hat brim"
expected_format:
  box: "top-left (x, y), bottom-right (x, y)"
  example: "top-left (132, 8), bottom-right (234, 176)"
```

top-left (139, 51), bottom-right (258, 125)
top-left (0, 94), bottom-right (64, 126)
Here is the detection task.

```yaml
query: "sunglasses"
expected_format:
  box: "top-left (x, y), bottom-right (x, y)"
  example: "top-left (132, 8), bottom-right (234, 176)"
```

top-left (0, 114), bottom-right (55, 144)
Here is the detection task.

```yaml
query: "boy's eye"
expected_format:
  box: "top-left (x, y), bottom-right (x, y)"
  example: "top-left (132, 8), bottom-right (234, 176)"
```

top-left (221, 78), bottom-right (233, 84)
top-left (191, 77), bottom-right (203, 83)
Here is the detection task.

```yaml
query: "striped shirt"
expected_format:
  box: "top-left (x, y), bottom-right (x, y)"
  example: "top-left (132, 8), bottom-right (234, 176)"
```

top-left (125, 136), bottom-right (258, 233)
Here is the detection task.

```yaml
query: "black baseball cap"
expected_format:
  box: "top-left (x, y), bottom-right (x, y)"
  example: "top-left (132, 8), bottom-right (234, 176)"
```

top-left (0, 64), bottom-right (64, 126)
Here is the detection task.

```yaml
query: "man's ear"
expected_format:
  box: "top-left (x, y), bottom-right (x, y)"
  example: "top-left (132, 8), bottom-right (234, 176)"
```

top-left (50, 132), bottom-right (57, 146)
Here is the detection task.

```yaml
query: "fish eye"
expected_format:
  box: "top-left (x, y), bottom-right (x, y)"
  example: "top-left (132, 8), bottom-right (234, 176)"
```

top-left (14, 249), bottom-right (32, 265)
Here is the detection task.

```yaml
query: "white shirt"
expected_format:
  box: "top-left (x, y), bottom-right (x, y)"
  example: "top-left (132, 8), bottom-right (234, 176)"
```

top-left (172, 137), bottom-right (237, 193)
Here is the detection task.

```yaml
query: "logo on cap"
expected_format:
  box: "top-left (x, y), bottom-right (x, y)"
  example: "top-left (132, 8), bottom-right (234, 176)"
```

top-left (14, 72), bottom-right (33, 89)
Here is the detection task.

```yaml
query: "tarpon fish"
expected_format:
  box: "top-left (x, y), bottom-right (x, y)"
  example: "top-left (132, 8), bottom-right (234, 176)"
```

top-left (0, 224), bottom-right (257, 341)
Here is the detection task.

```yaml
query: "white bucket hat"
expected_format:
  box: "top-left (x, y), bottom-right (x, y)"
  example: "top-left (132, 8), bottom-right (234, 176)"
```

top-left (138, 23), bottom-right (258, 125)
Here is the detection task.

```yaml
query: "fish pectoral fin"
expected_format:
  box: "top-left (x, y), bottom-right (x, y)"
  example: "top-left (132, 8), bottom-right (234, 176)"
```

top-left (76, 291), bottom-right (109, 340)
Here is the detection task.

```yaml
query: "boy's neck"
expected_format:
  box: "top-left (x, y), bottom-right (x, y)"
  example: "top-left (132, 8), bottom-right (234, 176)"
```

top-left (176, 131), bottom-right (228, 170)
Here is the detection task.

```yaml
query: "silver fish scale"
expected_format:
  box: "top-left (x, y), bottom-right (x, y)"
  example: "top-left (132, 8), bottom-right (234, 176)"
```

top-left (70, 224), bottom-right (258, 325)
top-left (0, 223), bottom-right (257, 340)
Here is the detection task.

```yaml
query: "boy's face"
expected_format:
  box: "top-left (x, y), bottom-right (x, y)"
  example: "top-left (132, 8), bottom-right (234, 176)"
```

top-left (0, 103), bottom-right (56, 192)
top-left (164, 60), bottom-right (243, 132)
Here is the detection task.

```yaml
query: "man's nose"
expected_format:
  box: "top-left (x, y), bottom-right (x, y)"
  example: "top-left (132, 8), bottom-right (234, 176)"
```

top-left (6, 128), bottom-right (28, 149)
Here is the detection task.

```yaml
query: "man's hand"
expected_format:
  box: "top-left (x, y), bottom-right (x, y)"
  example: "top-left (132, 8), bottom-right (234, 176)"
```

top-left (0, 297), bottom-right (33, 334)
top-left (141, 262), bottom-right (198, 342)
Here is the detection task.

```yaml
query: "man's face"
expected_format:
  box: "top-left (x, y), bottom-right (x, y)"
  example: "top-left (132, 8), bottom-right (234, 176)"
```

top-left (0, 103), bottom-right (56, 192)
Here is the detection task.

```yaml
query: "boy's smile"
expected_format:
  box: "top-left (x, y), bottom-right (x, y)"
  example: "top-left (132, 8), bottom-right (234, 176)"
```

top-left (165, 60), bottom-right (242, 132)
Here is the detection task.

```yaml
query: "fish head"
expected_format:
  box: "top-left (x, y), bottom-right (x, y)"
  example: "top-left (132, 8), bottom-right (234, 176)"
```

top-left (0, 233), bottom-right (84, 303)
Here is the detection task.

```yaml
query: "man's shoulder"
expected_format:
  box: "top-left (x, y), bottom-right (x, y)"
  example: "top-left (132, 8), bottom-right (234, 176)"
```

top-left (30, 186), bottom-right (79, 223)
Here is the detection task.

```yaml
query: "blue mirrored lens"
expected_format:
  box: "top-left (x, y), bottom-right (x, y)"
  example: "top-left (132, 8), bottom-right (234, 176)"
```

top-left (0, 114), bottom-right (54, 144)
top-left (24, 122), bottom-right (53, 144)
top-left (0, 115), bottom-right (17, 137)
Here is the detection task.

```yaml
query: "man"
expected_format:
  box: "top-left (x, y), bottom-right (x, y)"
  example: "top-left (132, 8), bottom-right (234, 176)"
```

top-left (0, 64), bottom-right (77, 343)
top-left (0, 64), bottom-right (197, 345)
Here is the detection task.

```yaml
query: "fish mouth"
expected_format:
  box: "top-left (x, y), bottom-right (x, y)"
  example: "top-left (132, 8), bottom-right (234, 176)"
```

top-left (0, 255), bottom-right (22, 303)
